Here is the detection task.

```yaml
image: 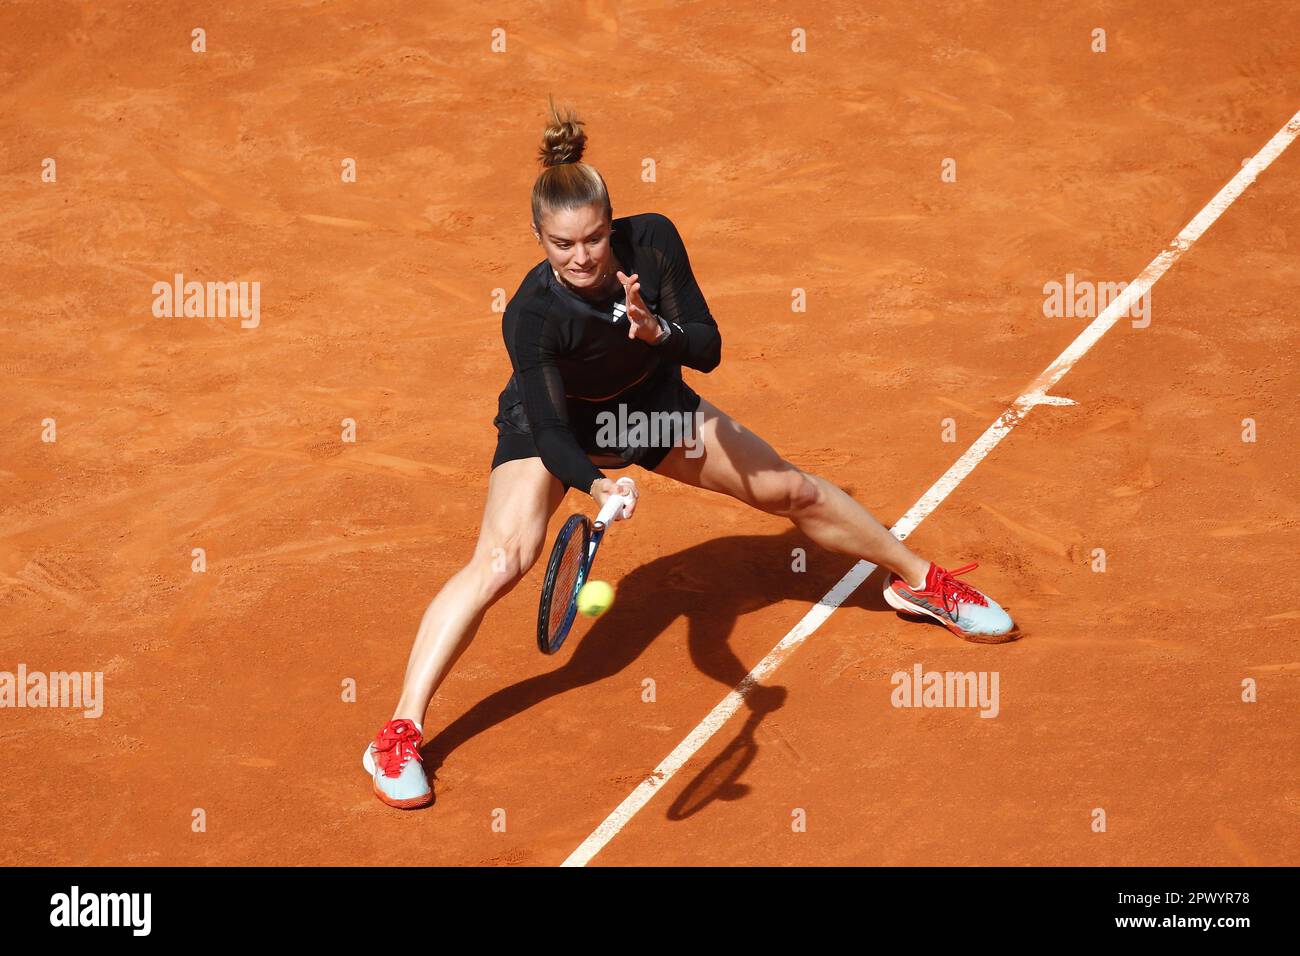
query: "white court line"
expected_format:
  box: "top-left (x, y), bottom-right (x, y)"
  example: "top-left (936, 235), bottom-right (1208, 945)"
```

top-left (562, 109), bottom-right (1300, 868)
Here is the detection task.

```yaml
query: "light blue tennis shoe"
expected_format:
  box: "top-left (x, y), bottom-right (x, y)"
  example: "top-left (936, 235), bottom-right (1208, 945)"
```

top-left (362, 718), bottom-right (433, 809)
top-left (883, 561), bottom-right (1019, 643)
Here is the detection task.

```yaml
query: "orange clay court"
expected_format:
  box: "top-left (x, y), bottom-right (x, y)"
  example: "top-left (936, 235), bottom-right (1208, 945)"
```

top-left (1, 1), bottom-right (1297, 866)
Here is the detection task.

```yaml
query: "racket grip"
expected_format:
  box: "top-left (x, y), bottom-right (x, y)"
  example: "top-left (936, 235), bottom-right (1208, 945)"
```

top-left (593, 493), bottom-right (627, 530)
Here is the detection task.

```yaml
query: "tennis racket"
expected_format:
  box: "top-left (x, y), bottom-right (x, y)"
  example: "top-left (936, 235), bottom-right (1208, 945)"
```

top-left (536, 487), bottom-right (632, 655)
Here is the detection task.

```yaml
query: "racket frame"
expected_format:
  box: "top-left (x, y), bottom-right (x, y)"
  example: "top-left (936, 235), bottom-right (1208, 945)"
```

top-left (535, 493), bottom-right (630, 655)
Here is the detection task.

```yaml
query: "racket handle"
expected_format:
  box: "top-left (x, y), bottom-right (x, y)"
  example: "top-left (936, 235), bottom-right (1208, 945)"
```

top-left (593, 493), bottom-right (627, 531)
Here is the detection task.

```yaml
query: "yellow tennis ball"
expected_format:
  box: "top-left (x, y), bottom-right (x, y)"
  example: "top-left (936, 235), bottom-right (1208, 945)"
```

top-left (577, 580), bottom-right (614, 617)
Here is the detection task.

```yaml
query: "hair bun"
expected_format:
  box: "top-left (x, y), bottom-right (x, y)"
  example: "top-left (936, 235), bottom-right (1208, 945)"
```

top-left (538, 95), bottom-right (587, 167)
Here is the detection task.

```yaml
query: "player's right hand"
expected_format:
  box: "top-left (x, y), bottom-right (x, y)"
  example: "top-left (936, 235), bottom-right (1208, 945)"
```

top-left (589, 476), bottom-right (639, 520)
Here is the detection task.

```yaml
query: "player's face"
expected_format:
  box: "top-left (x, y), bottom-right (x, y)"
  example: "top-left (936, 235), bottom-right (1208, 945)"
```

top-left (534, 204), bottom-right (616, 296)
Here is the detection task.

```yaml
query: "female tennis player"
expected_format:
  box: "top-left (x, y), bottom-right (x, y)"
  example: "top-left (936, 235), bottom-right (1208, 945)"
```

top-left (363, 100), bottom-right (1018, 808)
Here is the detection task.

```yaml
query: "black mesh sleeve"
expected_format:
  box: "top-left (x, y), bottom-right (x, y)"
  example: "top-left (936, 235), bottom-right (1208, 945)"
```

top-left (502, 303), bottom-right (606, 494)
top-left (645, 213), bottom-right (721, 372)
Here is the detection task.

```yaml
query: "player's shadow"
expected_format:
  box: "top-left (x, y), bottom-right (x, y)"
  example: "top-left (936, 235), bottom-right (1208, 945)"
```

top-left (421, 525), bottom-right (899, 818)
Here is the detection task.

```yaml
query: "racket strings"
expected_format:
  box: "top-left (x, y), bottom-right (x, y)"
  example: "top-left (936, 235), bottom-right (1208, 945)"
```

top-left (547, 533), bottom-right (587, 638)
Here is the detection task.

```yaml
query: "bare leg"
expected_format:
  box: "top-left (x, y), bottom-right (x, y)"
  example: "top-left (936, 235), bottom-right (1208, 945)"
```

top-left (393, 457), bottom-right (565, 724)
top-left (652, 397), bottom-right (930, 587)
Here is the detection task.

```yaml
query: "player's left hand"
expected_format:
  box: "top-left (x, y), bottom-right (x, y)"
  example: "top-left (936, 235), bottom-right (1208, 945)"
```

top-left (617, 270), bottom-right (659, 343)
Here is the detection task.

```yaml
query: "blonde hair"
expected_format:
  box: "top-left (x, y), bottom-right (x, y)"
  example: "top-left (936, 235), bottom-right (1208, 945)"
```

top-left (531, 96), bottom-right (612, 229)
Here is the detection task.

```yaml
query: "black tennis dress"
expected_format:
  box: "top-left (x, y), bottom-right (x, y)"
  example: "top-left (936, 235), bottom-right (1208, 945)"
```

top-left (492, 212), bottom-right (722, 494)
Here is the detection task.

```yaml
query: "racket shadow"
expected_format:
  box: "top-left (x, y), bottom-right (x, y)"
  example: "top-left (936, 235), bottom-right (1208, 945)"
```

top-left (419, 527), bottom-right (893, 816)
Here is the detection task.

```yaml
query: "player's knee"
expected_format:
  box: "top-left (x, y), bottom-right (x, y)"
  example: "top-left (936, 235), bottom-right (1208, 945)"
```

top-left (477, 532), bottom-right (544, 599)
top-left (765, 468), bottom-right (822, 516)
top-left (479, 550), bottom-right (524, 601)
top-left (515, 531), bottom-right (546, 575)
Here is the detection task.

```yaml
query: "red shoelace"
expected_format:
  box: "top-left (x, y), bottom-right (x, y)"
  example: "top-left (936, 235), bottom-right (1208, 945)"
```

top-left (927, 562), bottom-right (989, 615)
top-left (373, 719), bottom-right (423, 778)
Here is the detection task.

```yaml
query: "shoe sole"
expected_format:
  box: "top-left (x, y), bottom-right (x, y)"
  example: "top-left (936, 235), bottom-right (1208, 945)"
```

top-left (371, 780), bottom-right (433, 810)
top-left (883, 585), bottom-right (1021, 644)
top-left (363, 745), bottom-right (434, 810)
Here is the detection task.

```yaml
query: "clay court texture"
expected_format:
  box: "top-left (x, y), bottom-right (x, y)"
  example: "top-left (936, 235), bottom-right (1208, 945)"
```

top-left (1, 1), bottom-right (1297, 866)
